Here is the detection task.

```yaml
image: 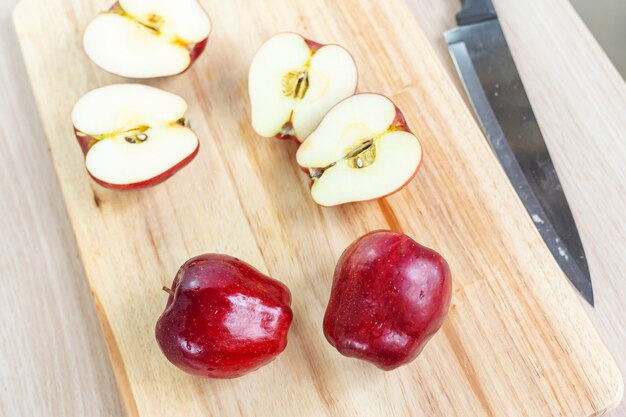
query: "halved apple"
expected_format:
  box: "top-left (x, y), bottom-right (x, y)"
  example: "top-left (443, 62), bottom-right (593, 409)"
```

top-left (71, 84), bottom-right (199, 190)
top-left (83, 0), bottom-right (211, 78)
top-left (296, 94), bottom-right (422, 206)
top-left (249, 33), bottom-right (358, 141)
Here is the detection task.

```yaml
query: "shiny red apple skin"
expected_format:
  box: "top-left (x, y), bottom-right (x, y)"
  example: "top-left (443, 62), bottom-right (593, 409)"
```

top-left (155, 254), bottom-right (293, 379)
top-left (323, 230), bottom-right (452, 371)
top-left (188, 38), bottom-right (209, 66)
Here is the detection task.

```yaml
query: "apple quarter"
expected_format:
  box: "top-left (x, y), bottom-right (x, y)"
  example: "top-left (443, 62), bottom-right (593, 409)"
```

top-left (296, 94), bottom-right (423, 206)
top-left (83, 0), bottom-right (211, 78)
top-left (249, 33), bottom-right (358, 141)
top-left (71, 84), bottom-right (199, 190)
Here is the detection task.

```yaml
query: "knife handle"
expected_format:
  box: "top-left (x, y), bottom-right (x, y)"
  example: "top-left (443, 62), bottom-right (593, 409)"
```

top-left (457, 0), bottom-right (497, 25)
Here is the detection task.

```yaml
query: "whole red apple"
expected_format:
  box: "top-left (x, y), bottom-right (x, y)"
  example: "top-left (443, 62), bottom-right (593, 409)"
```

top-left (155, 254), bottom-right (293, 379)
top-left (323, 230), bottom-right (452, 370)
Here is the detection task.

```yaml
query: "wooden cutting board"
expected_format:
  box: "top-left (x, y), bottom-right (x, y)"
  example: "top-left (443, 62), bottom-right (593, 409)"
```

top-left (13, 0), bottom-right (622, 415)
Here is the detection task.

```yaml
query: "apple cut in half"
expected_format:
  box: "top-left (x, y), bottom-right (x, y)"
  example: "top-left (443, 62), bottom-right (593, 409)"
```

top-left (83, 0), bottom-right (211, 78)
top-left (249, 33), bottom-right (358, 141)
top-left (72, 84), bottom-right (199, 190)
top-left (296, 94), bottom-right (422, 207)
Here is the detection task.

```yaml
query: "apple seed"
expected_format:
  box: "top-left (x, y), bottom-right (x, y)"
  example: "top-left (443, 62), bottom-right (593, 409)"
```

top-left (346, 140), bottom-right (376, 169)
top-left (282, 70), bottom-right (309, 99)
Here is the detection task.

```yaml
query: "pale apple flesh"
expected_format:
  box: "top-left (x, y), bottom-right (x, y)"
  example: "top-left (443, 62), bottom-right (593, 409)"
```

top-left (83, 0), bottom-right (211, 78)
top-left (296, 94), bottom-right (422, 206)
top-left (249, 33), bottom-right (358, 141)
top-left (72, 84), bottom-right (199, 190)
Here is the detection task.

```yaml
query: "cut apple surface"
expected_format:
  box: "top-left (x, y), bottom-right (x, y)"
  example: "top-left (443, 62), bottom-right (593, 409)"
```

top-left (83, 0), bottom-right (211, 78)
top-left (249, 33), bottom-right (358, 141)
top-left (296, 94), bottom-right (422, 206)
top-left (72, 84), bottom-right (199, 190)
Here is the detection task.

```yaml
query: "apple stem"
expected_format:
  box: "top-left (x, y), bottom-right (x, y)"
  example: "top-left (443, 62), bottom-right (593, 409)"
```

top-left (162, 286), bottom-right (175, 296)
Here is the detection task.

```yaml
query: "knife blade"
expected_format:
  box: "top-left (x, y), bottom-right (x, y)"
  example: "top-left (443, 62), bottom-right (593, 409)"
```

top-left (444, 0), bottom-right (594, 305)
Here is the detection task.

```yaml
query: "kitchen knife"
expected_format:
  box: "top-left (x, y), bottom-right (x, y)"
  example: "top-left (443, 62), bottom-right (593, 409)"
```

top-left (444, 0), bottom-right (594, 305)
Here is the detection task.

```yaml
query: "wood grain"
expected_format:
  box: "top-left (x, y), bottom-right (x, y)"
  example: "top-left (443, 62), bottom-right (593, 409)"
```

top-left (4, 0), bottom-right (623, 417)
top-left (408, 1), bottom-right (626, 415)
top-left (0, 0), bottom-right (124, 415)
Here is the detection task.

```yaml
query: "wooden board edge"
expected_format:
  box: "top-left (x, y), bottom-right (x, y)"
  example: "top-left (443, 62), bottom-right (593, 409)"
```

top-left (12, 0), bottom-right (29, 26)
top-left (11, 3), bottom-right (140, 416)
top-left (399, 1), bottom-right (625, 412)
top-left (92, 293), bottom-right (141, 417)
top-left (604, 373), bottom-right (624, 415)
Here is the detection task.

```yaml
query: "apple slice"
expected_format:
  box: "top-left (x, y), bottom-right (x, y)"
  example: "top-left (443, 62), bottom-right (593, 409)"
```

top-left (72, 84), bottom-right (199, 190)
top-left (83, 0), bottom-right (211, 78)
top-left (249, 33), bottom-right (358, 141)
top-left (296, 94), bottom-right (422, 206)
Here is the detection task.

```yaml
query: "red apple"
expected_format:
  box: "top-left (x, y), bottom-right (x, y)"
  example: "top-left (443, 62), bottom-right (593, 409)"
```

top-left (296, 94), bottom-right (423, 206)
top-left (248, 32), bottom-right (358, 142)
top-left (71, 84), bottom-right (200, 190)
top-left (83, 0), bottom-right (211, 78)
top-left (323, 230), bottom-right (451, 370)
top-left (155, 254), bottom-right (293, 379)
